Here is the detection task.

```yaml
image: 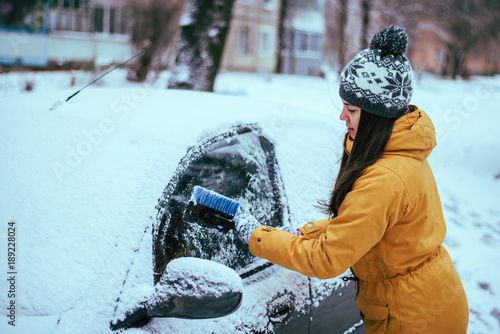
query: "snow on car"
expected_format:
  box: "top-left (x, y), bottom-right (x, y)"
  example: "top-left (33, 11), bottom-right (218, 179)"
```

top-left (0, 87), bottom-right (361, 333)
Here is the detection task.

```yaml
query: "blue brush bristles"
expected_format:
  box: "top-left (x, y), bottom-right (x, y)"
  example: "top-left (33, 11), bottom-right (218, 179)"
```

top-left (193, 186), bottom-right (239, 218)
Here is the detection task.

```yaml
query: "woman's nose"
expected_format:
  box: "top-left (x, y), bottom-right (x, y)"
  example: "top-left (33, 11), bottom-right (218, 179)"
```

top-left (339, 109), bottom-right (348, 121)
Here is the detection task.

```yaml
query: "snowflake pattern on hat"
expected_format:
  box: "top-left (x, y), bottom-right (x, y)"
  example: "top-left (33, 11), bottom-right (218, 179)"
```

top-left (339, 26), bottom-right (414, 119)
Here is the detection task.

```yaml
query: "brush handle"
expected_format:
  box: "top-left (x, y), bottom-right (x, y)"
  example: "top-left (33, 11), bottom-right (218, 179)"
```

top-left (183, 202), bottom-right (236, 232)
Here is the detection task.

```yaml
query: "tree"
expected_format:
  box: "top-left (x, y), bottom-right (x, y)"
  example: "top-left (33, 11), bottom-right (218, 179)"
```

top-left (373, 0), bottom-right (428, 57)
top-left (127, 0), bottom-right (186, 82)
top-left (432, 0), bottom-right (500, 79)
top-left (167, 0), bottom-right (236, 91)
top-left (275, 0), bottom-right (318, 74)
top-left (360, 0), bottom-right (371, 48)
top-left (275, 0), bottom-right (289, 74)
top-left (324, 0), bottom-right (499, 78)
top-left (324, 0), bottom-right (349, 71)
top-left (375, 0), bottom-right (499, 78)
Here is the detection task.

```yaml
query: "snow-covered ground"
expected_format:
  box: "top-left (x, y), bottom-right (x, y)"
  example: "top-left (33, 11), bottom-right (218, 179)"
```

top-left (0, 69), bottom-right (499, 333)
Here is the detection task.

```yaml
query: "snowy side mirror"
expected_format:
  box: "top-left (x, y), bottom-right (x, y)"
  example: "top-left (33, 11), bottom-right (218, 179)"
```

top-left (111, 258), bottom-right (243, 330)
top-left (150, 257), bottom-right (243, 318)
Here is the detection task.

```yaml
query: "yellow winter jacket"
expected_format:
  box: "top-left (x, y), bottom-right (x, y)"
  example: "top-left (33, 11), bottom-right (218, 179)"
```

top-left (249, 107), bottom-right (468, 333)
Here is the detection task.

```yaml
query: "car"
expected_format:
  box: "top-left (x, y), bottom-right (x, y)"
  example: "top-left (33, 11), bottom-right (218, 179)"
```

top-left (146, 117), bottom-right (364, 333)
top-left (1, 87), bottom-right (363, 333)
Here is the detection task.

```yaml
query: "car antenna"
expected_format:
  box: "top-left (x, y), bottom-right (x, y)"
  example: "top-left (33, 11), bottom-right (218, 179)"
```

top-left (49, 41), bottom-right (159, 111)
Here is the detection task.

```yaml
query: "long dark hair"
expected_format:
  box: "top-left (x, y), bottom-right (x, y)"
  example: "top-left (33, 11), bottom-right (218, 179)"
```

top-left (324, 110), bottom-right (396, 217)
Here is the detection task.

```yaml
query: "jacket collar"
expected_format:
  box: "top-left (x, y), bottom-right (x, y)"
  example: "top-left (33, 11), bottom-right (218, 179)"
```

top-left (342, 105), bottom-right (436, 160)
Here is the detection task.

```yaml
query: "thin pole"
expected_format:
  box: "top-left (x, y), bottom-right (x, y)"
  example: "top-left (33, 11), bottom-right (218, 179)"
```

top-left (65, 42), bottom-right (159, 102)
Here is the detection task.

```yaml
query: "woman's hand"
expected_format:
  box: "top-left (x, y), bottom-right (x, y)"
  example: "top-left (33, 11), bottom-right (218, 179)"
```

top-left (234, 214), bottom-right (261, 244)
top-left (235, 214), bottom-right (300, 243)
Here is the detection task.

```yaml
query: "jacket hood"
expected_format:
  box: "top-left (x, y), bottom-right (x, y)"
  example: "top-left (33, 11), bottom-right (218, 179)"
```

top-left (343, 105), bottom-right (436, 160)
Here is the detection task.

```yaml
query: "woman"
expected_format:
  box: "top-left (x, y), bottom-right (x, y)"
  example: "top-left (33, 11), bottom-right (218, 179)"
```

top-left (235, 26), bottom-right (469, 333)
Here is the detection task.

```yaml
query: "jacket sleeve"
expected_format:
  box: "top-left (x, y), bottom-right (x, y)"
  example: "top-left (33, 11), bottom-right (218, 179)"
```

top-left (298, 218), bottom-right (331, 239)
top-left (248, 165), bottom-right (410, 279)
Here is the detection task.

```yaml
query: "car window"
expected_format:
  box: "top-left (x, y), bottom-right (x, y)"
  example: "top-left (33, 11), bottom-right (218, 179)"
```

top-left (153, 124), bottom-right (290, 283)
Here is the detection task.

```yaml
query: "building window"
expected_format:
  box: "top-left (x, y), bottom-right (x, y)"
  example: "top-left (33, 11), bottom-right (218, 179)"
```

top-left (299, 32), bottom-right (308, 51)
top-left (93, 6), bottom-right (103, 33)
top-left (109, 7), bottom-right (116, 34)
top-left (260, 31), bottom-right (270, 52)
top-left (49, 1), bottom-right (130, 35)
top-left (120, 7), bottom-right (130, 35)
top-left (262, 0), bottom-right (275, 10)
top-left (436, 49), bottom-right (443, 62)
top-left (237, 27), bottom-right (250, 54)
top-left (293, 31), bottom-right (323, 59)
top-left (309, 34), bottom-right (320, 51)
top-left (259, 28), bottom-right (273, 55)
top-left (295, 31), bottom-right (322, 53)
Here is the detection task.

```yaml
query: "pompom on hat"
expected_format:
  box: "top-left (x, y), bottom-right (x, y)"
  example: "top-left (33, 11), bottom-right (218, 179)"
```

top-left (339, 25), bottom-right (414, 119)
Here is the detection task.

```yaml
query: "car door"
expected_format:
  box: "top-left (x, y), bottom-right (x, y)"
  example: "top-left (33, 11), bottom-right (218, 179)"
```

top-left (309, 278), bottom-right (365, 333)
top-left (153, 123), bottom-right (311, 332)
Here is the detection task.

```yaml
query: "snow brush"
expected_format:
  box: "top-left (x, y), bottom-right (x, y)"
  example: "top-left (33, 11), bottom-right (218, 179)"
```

top-left (183, 186), bottom-right (239, 232)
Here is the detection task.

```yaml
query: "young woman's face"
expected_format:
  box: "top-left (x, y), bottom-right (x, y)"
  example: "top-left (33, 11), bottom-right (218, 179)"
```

top-left (340, 100), bottom-right (361, 140)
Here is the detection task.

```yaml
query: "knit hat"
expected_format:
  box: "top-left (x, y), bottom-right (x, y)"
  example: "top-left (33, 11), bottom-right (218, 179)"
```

top-left (339, 25), bottom-right (414, 119)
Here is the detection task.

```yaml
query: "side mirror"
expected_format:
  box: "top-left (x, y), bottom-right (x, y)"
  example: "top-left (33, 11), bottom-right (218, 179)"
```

top-left (111, 258), bottom-right (243, 330)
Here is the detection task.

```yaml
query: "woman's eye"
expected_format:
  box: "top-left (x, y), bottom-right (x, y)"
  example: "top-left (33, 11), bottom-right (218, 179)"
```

top-left (348, 109), bottom-right (355, 113)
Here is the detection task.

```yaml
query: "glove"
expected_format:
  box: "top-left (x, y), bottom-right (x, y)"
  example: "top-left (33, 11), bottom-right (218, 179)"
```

top-left (235, 214), bottom-right (301, 244)
top-left (278, 225), bottom-right (299, 234)
top-left (234, 214), bottom-right (261, 244)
